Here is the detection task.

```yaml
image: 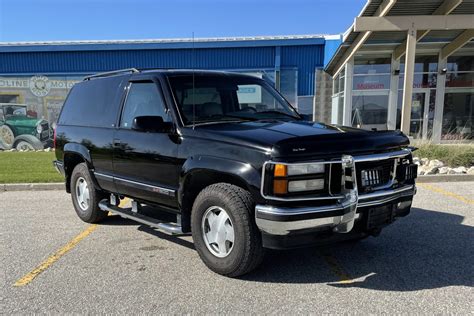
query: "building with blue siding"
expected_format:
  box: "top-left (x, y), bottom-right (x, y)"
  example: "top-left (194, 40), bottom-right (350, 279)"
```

top-left (0, 35), bottom-right (340, 127)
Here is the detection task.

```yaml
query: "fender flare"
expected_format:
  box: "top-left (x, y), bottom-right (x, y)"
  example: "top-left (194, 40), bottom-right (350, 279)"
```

top-left (63, 142), bottom-right (92, 166)
top-left (179, 155), bottom-right (262, 205)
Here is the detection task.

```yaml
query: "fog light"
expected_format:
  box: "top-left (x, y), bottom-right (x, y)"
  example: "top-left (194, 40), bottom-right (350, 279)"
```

top-left (397, 201), bottom-right (411, 209)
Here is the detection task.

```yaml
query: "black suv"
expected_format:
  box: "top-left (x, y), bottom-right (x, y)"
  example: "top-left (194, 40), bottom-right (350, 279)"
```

top-left (54, 68), bottom-right (417, 277)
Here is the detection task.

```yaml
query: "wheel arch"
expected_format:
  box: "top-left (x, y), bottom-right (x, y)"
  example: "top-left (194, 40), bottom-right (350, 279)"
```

top-left (178, 155), bottom-right (262, 232)
top-left (63, 143), bottom-right (96, 193)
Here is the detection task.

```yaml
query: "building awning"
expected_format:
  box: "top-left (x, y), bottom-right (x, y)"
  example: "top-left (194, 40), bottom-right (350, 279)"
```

top-left (325, 0), bottom-right (474, 77)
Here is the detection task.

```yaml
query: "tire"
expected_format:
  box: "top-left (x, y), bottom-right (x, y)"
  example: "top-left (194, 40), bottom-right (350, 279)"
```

top-left (70, 163), bottom-right (108, 223)
top-left (0, 125), bottom-right (15, 150)
top-left (13, 135), bottom-right (44, 151)
top-left (191, 183), bottom-right (264, 277)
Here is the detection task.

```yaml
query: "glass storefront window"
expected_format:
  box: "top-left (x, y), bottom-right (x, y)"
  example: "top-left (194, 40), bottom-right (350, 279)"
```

top-left (442, 91), bottom-right (473, 140)
top-left (351, 93), bottom-right (389, 130)
top-left (400, 55), bottom-right (438, 73)
top-left (354, 57), bottom-right (391, 74)
top-left (447, 56), bottom-right (474, 72)
top-left (446, 72), bottom-right (474, 88)
top-left (353, 74), bottom-right (391, 90)
top-left (399, 73), bottom-right (437, 89)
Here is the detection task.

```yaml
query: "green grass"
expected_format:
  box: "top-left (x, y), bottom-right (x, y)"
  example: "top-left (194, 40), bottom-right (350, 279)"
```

top-left (0, 151), bottom-right (64, 183)
top-left (412, 142), bottom-right (474, 167)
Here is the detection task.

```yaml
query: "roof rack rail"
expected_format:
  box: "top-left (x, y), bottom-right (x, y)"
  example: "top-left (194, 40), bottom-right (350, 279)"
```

top-left (83, 68), bottom-right (140, 81)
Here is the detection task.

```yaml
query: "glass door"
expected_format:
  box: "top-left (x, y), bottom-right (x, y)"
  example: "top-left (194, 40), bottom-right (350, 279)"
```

top-left (410, 91), bottom-right (427, 139)
top-left (398, 89), bottom-right (430, 139)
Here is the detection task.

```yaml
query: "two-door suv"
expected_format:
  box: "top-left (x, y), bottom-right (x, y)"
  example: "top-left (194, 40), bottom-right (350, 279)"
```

top-left (54, 68), bottom-right (417, 277)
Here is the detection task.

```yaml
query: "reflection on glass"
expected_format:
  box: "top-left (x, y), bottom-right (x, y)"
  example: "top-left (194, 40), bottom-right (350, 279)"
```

top-left (351, 94), bottom-right (389, 130)
top-left (442, 92), bottom-right (473, 140)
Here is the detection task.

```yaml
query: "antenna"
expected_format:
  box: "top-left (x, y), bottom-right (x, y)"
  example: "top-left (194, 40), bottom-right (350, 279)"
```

top-left (192, 32), bottom-right (196, 130)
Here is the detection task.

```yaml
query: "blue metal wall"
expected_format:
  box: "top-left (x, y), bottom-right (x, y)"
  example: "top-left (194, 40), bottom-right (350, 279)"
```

top-left (0, 41), bottom-right (334, 96)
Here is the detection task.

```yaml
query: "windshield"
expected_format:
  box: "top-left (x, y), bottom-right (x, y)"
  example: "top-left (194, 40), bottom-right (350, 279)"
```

top-left (1, 105), bottom-right (27, 117)
top-left (168, 74), bottom-right (301, 125)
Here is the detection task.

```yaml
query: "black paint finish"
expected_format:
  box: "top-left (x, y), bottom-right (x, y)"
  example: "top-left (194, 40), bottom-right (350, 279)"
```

top-left (55, 70), bottom-right (410, 214)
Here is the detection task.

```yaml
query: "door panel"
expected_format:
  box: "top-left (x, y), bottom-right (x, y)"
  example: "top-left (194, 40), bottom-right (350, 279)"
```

top-left (112, 80), bottom-right (179, 207)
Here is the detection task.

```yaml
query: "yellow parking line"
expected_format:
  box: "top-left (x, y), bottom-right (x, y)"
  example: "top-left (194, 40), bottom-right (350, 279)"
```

top-left (13, 198), bottom-right (129, 287)
top-left (418, 183), bottom-right (474, 205)
top-left (13, 224), bottom-right (98, 287)
top-left (320, 252), bottom-right (353, 284)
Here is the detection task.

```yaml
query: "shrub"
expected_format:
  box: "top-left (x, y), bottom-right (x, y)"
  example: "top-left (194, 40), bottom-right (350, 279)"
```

top-left (412, 142), bottom-right (474, 167)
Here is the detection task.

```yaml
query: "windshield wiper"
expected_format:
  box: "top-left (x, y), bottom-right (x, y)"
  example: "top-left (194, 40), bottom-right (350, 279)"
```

top-left (256, 110), bottom-right (300, 119)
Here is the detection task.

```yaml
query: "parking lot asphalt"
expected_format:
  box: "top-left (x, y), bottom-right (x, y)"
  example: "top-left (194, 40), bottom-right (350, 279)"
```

top-left (2, 182), bottom-right (473, 314)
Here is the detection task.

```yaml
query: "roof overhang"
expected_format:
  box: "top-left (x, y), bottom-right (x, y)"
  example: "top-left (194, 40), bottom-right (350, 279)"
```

top-left (325, 0), bottom-right (474, 77)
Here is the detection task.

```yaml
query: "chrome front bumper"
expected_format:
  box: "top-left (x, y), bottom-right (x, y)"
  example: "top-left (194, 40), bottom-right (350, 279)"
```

top-left (255, 184), bottom-right (416, 236)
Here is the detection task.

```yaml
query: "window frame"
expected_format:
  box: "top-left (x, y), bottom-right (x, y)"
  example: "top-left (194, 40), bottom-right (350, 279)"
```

top-left (118, 78), bottom-right (170, 130)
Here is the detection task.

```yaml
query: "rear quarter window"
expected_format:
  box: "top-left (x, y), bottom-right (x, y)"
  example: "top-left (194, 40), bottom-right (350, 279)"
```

top-left (58, 76), bottom-right (126, 127)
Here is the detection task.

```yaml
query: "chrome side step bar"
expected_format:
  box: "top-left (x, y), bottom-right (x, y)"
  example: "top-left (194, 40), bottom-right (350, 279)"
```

top-left (98, 200), bottom-right (186, 235)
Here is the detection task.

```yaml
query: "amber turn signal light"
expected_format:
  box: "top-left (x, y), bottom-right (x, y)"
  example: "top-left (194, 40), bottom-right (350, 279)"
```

top-left (274, 164), bottom-right (287, 177)
top-left (273, 179), bottom-right (288, 194)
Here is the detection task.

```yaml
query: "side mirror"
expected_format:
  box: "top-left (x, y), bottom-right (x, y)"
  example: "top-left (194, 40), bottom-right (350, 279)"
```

top-left (132, 116), bottom-right (172, 133)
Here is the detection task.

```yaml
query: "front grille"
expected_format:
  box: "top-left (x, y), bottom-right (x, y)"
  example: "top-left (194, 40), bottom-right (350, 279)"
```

top-left (356, 159), bottom-right (394, 192)
top-left (40, 122), bottom-right (50, 141)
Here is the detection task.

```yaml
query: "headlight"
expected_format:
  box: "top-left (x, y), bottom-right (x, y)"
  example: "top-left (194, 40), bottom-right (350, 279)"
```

top-left (287, 163), bottom-right (325, 175)
top-left (288, 179), bottom-right (325, 192)
top-left (36, 124), bottom-right (43, 133)
top-left (271, 163), bottom-right (326, 195)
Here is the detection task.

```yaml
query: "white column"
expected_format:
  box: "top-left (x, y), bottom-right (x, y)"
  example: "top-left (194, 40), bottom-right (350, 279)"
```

top-left (331, 95), bottom-right (339, 124)
top-left (387, 55), bottom-right (400, 130)
top-left (401, 26), bottom-right (417, 135)
top-left (342, 58), bottom-right (354, 126)
top-left (432, 55), bottom-right (447, 143)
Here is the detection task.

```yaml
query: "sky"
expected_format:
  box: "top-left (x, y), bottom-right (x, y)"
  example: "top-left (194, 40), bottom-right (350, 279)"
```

top-left (0, 0), bottom-right (366, 42)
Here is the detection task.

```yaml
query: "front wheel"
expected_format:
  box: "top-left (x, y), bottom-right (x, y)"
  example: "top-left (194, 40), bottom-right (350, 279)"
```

top-left (191, 183), bottom-right (264, 277)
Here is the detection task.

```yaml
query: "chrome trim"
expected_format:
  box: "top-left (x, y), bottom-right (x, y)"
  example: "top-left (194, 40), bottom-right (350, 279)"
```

top-left (352, 149), bottom-right (411, 162)
top-left (94, 172), bottom-right (114, 180)
top-left (255, 184), bottom-right (416, 236)
top-left (256, 200), bottom-right (356, 217)
top-left (93, 172), bottom-right (176, 196)
top-left (261, 149), bottom-right (412, 202)
top-left (358, 184), bottom-right (414, 201)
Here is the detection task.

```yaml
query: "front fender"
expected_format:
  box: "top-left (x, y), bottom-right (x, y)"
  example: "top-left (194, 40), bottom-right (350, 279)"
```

top-left (179, 155), bottom-right (262, 204)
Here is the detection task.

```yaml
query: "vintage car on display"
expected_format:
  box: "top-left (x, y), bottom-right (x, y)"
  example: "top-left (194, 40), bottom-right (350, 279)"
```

top-left (0, 103), bottom-right (52, 150)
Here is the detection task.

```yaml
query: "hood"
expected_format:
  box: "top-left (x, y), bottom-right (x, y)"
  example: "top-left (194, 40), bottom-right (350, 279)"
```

top-left (5, 116), bottom-right (42, 127)
top-left (192, 120), bottom-right (409, 158)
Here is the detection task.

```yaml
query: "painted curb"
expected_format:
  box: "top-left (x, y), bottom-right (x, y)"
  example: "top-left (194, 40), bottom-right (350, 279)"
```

top-left (417, 174), bottom-right (474, 183)
top-left (1, 183), bottom-right (64, 192)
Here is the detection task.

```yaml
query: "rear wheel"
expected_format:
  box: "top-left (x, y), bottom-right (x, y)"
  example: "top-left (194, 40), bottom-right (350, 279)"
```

top-left (70, 163), bottom-right (107, 223)
top-left (191, 183), bottom-right (264, 277)
top-left (15, 140), bottom-right (35, 151)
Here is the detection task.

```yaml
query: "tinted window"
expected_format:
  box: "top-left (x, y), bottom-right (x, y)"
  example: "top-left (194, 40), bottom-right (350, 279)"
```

top-left (59, 76), bottom-right (125, 127)
top-left (120, 82), bottom-right (168, 129)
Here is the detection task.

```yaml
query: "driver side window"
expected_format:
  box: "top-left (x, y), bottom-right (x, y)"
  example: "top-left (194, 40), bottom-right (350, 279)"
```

top-left (120, 82), bottom-right (169, 129)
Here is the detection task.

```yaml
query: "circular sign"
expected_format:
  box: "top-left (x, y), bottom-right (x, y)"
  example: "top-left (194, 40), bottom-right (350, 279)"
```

top-left (30, 75), bottom-right (51, 97)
